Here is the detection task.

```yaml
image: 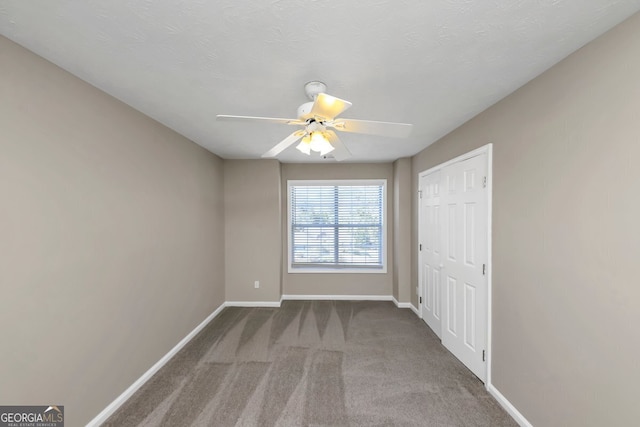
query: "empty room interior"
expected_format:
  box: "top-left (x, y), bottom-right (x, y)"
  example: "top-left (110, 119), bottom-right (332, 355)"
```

top-left (1, 1), bottom-right (639, 426)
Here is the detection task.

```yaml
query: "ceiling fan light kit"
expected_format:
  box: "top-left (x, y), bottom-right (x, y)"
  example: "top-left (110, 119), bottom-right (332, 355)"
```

top-left (296, 132), bottom-right (335, 156)
top-left (217, 81), bottom-right (412, 161)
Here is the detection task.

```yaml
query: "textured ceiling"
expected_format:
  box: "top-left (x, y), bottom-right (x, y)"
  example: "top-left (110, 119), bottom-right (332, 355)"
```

top-left (1, 1), bottom-right (639, 163)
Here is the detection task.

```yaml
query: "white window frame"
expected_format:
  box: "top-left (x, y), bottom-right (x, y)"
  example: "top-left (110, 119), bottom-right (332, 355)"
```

top-left (287, 179), bottom-right (387, 274)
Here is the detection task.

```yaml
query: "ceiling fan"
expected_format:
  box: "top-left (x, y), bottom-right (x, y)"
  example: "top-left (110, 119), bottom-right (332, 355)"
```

top-left (216, 81), bottom-right (413, 161)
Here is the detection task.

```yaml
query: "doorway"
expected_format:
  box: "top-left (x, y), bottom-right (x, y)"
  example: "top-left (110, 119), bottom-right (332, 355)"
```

top-left (418, 144), bottom-right (492, 383)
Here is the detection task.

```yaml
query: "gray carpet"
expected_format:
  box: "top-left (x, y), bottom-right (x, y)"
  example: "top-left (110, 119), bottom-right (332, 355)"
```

top-left (104, 301), bottom-right (516, 426)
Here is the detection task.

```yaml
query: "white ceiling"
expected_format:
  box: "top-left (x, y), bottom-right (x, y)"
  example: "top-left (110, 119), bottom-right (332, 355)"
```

top-left (1, 1), bottom-right (639, 163)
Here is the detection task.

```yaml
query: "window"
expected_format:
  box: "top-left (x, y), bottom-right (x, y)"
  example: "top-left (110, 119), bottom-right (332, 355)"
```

top-left (288, 180), bottom-right (386, 272)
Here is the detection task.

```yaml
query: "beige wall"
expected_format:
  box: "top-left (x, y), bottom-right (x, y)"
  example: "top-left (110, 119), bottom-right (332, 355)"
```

top-left (411, 12), bottom-right (640, 426)
top-left (281, 163), bottom-right (394, 296)
top-left (0, 36), bottom-right (226, 426)
top-left (393, 158), bottom-right (412, 303)
top-left (224, 159), bottom-right (282, 302)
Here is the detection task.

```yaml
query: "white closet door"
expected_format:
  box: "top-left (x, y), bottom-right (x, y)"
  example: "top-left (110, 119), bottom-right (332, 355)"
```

top-left (441, 153), bottom-right (488, 382)
top-left (419, 171), bottom-right (442, 337)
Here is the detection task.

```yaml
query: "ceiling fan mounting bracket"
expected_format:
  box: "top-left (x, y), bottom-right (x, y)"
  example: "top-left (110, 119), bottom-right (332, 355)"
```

top-left (304, 81), bottom-right (327, 100)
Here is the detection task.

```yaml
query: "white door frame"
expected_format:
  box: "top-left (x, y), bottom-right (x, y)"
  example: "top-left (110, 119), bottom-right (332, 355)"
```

top-left (418, 143), bottom-right (493, 386)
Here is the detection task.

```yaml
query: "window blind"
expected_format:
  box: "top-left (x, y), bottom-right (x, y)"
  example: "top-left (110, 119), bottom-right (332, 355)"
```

top-left (290, 182), bottom-right (384, 269)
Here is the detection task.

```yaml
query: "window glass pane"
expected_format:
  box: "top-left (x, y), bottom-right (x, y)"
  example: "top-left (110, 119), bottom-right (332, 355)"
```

top-left (337, 186), bottom-right (382, 224)
top-left (292, 226), bottom-right (335, 264)
top-left (338, 226), bottom-right (381, 265)
top-left (291, 186), bottom-right (335, 225)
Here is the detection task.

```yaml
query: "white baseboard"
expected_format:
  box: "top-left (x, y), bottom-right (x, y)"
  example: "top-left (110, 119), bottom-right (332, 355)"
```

top-left (392, 296), bottom-right (421, 317)
top-left (281, 295), bottom-right (417, 311)
top-left (409, 303), bottom-right (421, 317)
top-left (487, 383), bottom-right (533, 427)
top-left (391, 296), bottom-right (413, 309)
top-left (86, 303), bottom-right (226, 427)
top-left (225, 301), bottom-right (281, 308)
top-left (281, 294), bottom-right (393, 301)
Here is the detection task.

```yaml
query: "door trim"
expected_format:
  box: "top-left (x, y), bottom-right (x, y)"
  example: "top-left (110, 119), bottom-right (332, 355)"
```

top-left (418, 143), bottom-right (493, 386)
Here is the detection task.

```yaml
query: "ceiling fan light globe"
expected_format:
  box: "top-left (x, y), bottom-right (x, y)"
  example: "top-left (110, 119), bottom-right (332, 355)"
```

top-left (296, 141), bottom-right (311, 155)
top-left (320, 144), bottom-right (335, 156)
top-left (309, 132), bottom-right (329, 152)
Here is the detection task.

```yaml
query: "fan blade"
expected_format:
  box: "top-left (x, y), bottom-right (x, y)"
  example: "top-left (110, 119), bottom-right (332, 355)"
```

top-left (325, 130), bottom-right (352, 161)
top-left (330, 118), bottom-right (412, 138)
top-left (309, 93), bottom-right (352, 120)
top-left (262, 130), bottom-right (307, 158)
top-left (217, 115), bottom-right (305, 126)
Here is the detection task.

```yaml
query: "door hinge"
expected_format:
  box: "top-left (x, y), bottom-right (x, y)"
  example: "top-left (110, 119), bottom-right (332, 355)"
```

top-left (482, 350), bottom-right (486, 362)
top-left (482, 176), bottom-right (487, 188)
top-left (482, 264), bottom-right (486, 275)
top-left (419, 244), bottom-right (422, 251)
top-left (419, 296), bottom-right (422, 304)
top-left (418, 190), bottom-right (423, 199)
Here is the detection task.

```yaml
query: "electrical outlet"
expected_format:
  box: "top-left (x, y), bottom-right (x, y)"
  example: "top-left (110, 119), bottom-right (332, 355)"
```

top-left (254, 280), bottom-right (260, 289)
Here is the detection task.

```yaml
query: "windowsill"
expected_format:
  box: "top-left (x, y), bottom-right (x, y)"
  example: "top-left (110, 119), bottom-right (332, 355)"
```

top-left (288, 266), bottom-right (387, 274)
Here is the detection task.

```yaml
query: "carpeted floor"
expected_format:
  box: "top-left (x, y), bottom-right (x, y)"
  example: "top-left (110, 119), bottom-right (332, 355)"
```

top-left (104, 301), bottom-right (516, 426)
